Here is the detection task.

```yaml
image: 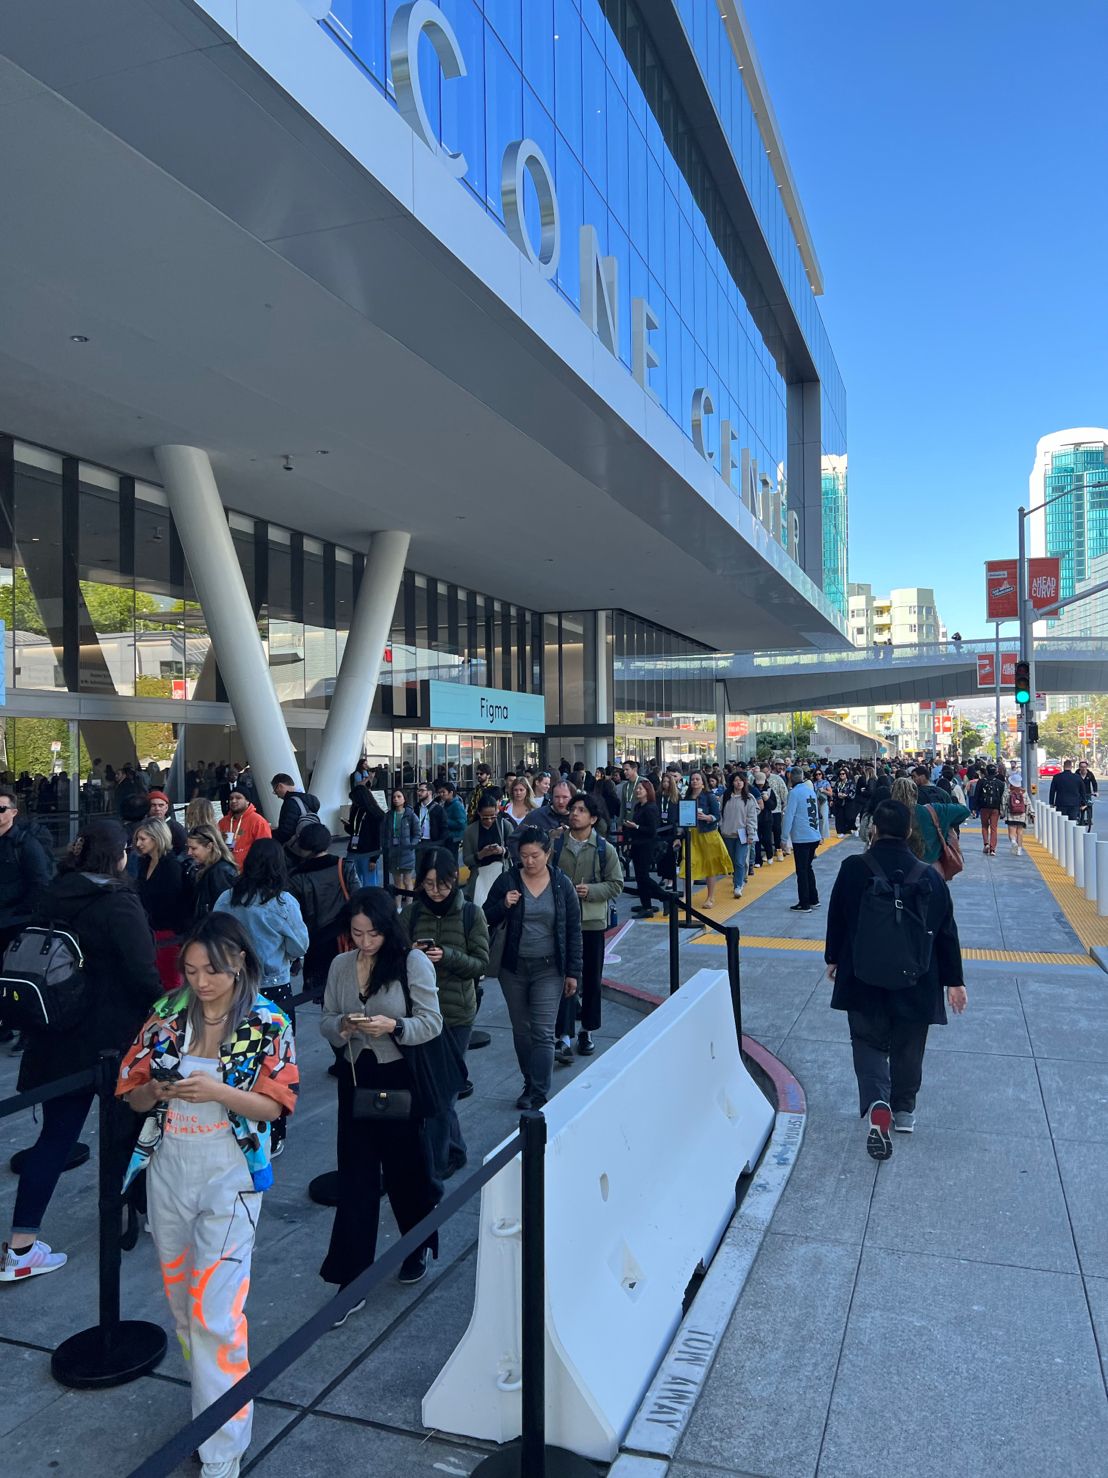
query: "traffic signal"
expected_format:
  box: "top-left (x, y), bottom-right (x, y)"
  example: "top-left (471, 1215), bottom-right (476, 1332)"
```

top-left (1014, 659), bottom-right (1031, 705)
top-left (1027, 721), bottom-right (1039, 744)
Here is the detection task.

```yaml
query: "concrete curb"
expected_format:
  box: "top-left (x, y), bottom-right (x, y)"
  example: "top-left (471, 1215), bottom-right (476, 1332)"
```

top-left (599, 976), bottom-right (807, 1475)
top-left (1091, 945), bottom-right (1108, 975)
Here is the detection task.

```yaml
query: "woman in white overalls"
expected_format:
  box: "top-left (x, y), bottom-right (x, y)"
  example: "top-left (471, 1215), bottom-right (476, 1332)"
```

top-left (117, 913), bottom-right (299, 1478)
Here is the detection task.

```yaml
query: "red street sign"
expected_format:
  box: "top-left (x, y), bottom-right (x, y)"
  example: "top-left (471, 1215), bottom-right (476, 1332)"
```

top-left (986, 559), bottom-right (1019, 621)
top-left (934, 700), bottom-right (948, 710)
top-left (171, 679), bottom-right (187, 700)
top-left (1028, 556), bottom-right (1061, 610)
top-left (977, 653), bottom-right (1018, 688)
top-left (919, 701), bottom-right (933, 711)
top-left (933, 713), bottom-right (952, 734)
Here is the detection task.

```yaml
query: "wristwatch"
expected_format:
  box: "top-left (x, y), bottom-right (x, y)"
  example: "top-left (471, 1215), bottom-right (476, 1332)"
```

top-left (392, 1019), bottom-right (406, 1042)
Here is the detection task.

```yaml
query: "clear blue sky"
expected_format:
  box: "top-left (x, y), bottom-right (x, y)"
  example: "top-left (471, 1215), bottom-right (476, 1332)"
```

top-left (745, 0), bottom-right (1108, 639)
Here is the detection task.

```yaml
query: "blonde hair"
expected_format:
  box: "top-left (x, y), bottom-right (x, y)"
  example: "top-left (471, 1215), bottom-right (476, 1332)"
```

top-left (890, 778), bottom-right (925, 858)
top-left (187, 822), bottom-right (235, 874)
top-left (134, 818), bottom-right (172, 863)
top-left (508, 776), bottom-right (536, 809)
top-left (186, 797), bottom-right (217, 830)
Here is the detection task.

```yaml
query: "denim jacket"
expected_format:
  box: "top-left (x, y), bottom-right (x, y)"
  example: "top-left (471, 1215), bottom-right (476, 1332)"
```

top-left (213, 890), bottom-right (310, 988)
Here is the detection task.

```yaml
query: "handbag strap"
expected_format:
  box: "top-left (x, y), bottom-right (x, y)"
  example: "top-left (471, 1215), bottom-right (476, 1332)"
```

top-left (337, 856), bottom-right (351, 901)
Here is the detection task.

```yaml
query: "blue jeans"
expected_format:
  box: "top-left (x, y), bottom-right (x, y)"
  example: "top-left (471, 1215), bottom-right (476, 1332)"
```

top-left (350, 852), bottom-right (381, 887)
top-left (724, 836), bottom-right (750, 886)
top-left (425, 1023), bottom-right (472, 1177)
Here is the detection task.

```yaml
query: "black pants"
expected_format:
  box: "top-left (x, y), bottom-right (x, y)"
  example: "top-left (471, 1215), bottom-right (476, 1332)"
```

top-left (792, 841), bottom-right (819, 907)
top-left (771, 813), bottom-right (783, 854)
top-left (12, 1088), bottom-right (96, 1235)
top-left (847, 1008), bottom-right (929, 1116)
top-left (756, 810), bottom-right (774, 864)
top-left (557, 929), bottom-right (604, 1038)
top-left (631, 846), bottom-right (657, 911)
top-left (320, 1057), bottom-right (439, 1288)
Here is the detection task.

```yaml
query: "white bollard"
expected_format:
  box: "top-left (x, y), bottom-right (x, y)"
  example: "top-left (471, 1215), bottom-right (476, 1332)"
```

top-left (1053, 808), bottom-right (1063, 861)
top-left (1084, 830), bottom-right (1098, 902)
top-left (1048, 806), bottom-right (1058, 858)
top-left (1042, 805), bottom-right (1053, 855)
top-left (1065, 819), bottom-right (1078, 879)
top-left (1098, 842), bottom-right (1108, 917)
top-left (1075, 827), bottom-right (1086, 889)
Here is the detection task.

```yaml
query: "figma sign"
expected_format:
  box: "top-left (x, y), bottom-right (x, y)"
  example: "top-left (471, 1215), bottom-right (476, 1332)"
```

top-left (388, 2), bottom-right (798, 563)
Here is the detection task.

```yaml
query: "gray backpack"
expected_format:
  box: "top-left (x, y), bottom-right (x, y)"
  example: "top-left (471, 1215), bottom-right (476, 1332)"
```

top-left (0, 924), bottom-right (89, 1032)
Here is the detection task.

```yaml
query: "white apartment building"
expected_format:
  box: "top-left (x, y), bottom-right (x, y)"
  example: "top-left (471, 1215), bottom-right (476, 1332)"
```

top-left (838, 583), bottom-right (947, 747)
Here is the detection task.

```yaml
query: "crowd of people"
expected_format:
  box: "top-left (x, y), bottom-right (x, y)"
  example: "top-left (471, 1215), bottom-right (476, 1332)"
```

top-left (0, 741), bottom-right (1097, 1475)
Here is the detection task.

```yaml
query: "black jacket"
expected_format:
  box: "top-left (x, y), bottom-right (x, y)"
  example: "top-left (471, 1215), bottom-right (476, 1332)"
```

top-left (189, 859), bottom-right (239, 921)
top-left (627, 801), bottom-right (660, 846)
top-left (136, 853), bottom-right (187, 934)
top-left (0, 825), bottom-right (53, 933)
top-left (289, 852), bottom-right (359, 985)
top-left (274, 790), bottom-right (321, 847)
top-left (824, 839), bottom-right (963, 1025)
top-left (19, 872), bottom-right (162, 1092)
top-left (346, 785), bottom-right (384, 855)
top-left (484, 865), bottom-right (583, 980)
top-left (1049, 770), bottom-right (1084, 809)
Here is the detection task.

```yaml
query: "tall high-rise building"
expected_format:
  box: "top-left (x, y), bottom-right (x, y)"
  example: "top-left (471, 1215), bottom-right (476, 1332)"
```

top-left (822, 455), bottom-right (849, 617)
top-left (840, 584), bottom-right (945, 745)
top-left (1029, 430), bottom-right (1108, 628)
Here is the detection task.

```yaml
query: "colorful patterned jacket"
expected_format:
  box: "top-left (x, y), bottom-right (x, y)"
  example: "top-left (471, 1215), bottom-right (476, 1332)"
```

top-left (116, 989), bottom-right (298, 1192)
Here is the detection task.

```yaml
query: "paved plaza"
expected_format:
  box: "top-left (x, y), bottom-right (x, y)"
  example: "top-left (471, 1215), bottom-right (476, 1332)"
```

top-left (2, 828), bottom-right (1108, 1476)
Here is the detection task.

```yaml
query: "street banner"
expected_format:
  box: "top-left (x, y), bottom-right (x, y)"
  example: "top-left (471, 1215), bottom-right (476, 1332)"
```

top-left (919, 701), bottom-right (932, 711)
top-left (1028, 557), bottom-right (1061, 611)
top-left (977, 653), bottom-right (1018, 688)
top-left (985, 559), bottom-right (1018, 620)
top-left (933, 713), bottom-right (952, 735)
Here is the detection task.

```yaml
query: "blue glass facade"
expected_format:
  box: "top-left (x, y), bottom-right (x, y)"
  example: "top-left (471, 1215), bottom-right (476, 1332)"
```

top-left (320, 0), bottom-right (847, 534)
top-left (1044, 442), bottom-right (1108, 604)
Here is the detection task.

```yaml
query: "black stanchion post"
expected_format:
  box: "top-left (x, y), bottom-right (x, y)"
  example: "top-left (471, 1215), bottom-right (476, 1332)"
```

top-left (724, 924), bottom-right (742, 1049)
top-left (52, 1051), bottom-right (168, 1390)
top-left (472, 1113), bottom-right (593, 1478)
top-left (668, 890), bottom-right (680, 994)
top-left (683, 826), bottom-right (693, 919)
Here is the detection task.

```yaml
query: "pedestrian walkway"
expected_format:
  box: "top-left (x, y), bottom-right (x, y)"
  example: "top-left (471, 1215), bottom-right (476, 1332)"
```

top-left (663, 830), bottom-right (1108, 1478)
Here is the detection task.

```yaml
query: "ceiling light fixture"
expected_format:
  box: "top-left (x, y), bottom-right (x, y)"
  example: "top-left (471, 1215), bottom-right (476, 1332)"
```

top-left (69, 334), bottom-right (89, 343)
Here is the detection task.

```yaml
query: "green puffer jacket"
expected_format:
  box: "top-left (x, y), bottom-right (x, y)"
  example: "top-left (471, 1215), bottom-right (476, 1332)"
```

top-left (400, 891), bottom-right (490, 1027)
top-left (553, 829), bottom-right (624, 931)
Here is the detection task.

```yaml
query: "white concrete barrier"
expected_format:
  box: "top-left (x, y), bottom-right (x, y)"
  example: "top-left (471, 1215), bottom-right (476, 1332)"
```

top-left (1045, 806), bottom-right (1055, 855)
top-left (1085, 831), bottom-right (1098, 903)
top-left (1098, 842), bottom-right (1108, 917)
top-left (1075, 828), bottom-right (1086, 889)
top-left (1042, 805), bottom-right (1052, 855)
top-left (1065, 819), bottom-right (1078, 878)
top-left (1050, 807), bottom-right (1061, 860)
top-left (422, 969), bottom-right (775, 1463)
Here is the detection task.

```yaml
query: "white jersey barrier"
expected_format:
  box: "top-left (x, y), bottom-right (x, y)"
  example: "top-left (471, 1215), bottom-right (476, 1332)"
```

top-left (422, 968), bottom-right (774, 1462)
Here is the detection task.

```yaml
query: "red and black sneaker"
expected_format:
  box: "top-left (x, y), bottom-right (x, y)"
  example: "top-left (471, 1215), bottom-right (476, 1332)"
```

top-left (866, 1101), bottom-right (893, 1161)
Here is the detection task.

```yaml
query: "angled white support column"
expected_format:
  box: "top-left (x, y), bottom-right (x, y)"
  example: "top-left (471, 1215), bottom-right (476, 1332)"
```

top-left (154, 445), bottom-right (302, 825)
top-left (312, 530), bottom-right (410, 830)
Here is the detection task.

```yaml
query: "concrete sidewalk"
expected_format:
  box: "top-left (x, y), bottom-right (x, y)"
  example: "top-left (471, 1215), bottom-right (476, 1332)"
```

top-left (665, 829), bottom-right (1108, 1478)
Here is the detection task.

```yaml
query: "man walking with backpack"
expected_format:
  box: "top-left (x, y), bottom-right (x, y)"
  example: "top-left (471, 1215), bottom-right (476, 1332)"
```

top-left (271, 773), bottom-right (321, 857)
top-left (825, 799), bottom-right (966, 1160)
top-left (974, 764), bottom-right (1006, 856)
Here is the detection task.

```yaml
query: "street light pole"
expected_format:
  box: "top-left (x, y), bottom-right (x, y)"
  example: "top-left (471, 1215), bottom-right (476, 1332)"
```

top-left (1018, 505), bottom-right (1035, 795)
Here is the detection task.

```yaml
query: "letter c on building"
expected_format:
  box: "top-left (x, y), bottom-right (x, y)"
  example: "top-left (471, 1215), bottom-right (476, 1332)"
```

top-left (390, 1), bottom-right (468, 179)
top-left (501, 140), bottom-right (561, 279)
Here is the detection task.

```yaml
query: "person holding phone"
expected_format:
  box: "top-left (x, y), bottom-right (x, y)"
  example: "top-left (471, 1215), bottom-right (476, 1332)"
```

top-left (402, 849), bottom-right (489, 1180)
top-left (319, 888), bottom-right (443, 1306)
top-left (462, 797), bottom-right (511, 907)
top-left (116, 913), bottom-right (298, 1478)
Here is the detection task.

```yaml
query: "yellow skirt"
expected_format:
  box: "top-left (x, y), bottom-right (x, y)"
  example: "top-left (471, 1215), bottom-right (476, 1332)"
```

top-left (683, 827), bottom-right (733, 881)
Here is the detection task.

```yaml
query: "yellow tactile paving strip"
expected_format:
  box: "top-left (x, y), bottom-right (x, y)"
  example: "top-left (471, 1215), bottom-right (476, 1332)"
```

top-left (694, 932), bottom-right (1092, 965)
top-left (636, 831), bottom-right (847, 926)
top-left (1023, 834), bottom-right (1108, 953)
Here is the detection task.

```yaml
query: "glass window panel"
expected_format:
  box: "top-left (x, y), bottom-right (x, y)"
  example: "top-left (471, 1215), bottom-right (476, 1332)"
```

top-left (553, 0), bottom-right (582, 156)
top-left (522, 0), bottom-right (554, 112)
top-left (483, 28), bottom-right (522, 222)
top-left (581, 33), bottom-right (606, 191)
top-left (13, 462), bottom-right (65, 692)
top-left (605, 71), bottom-right (628, 228)
top-left (302, 542), bottom-right (334, 710)
top-left (440, 0), bottom-right (487, 203)
top-left (554, 139), bottom-right (583, 307)
top-left (484, 0), bottom-right (521, 59)
top-left (133, 500), bottom-right (184, 696)
top-left (78, 479), bottom-right (134, 697)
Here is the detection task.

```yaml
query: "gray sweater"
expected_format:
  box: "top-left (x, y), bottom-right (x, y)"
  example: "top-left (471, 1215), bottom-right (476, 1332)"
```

top-left (320, 947), bottom-right (441, 1065)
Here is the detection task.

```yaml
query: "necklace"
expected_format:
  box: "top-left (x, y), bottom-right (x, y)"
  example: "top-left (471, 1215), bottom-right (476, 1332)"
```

top-left (202, 1011), bottom-right (230, 1025)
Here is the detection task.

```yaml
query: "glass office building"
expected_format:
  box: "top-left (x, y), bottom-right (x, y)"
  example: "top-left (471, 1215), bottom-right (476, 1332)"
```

top-left (1043, 439), bottom-right (1108, 605)
top-left (0, 1), bottom-right (850, 826)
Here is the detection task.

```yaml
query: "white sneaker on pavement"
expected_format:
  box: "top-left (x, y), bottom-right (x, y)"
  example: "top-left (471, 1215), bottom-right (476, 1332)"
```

top-left (893, 1111), bottom-right (916, 1133)
top-left (0, 1239), bottom-right (67, 1281)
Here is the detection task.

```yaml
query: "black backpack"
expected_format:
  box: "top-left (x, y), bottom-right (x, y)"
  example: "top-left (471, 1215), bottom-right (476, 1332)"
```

top-left (851, 854), bottom-right (936, 990)
top-left (0, 923), bottom-right (88, 1032)
top-left (977, 777), bottom-right (1004, 810)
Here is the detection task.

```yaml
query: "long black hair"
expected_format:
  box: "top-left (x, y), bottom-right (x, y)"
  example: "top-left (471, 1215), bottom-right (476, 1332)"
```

top-left (345, 886), bottom-right (413, 986)
top-left (229, 837), bottom-right (289, 907)
top-left (415, 847), bottom-right (460, 891)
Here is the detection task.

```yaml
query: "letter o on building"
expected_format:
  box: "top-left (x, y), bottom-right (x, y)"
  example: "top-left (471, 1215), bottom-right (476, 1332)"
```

top-left (501, 139), bottom-right (561, 280)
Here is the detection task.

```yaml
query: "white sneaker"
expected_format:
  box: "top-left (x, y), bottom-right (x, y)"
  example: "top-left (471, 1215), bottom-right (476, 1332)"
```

top-left (201, 1461), bottom-right (241, 1478)
top-left (0, 1239), bottom-right (67, 1282)
top-left (733, 886), bottom-right (743, 898)
top-left (893, 1111), bottom-right (916, 1133)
